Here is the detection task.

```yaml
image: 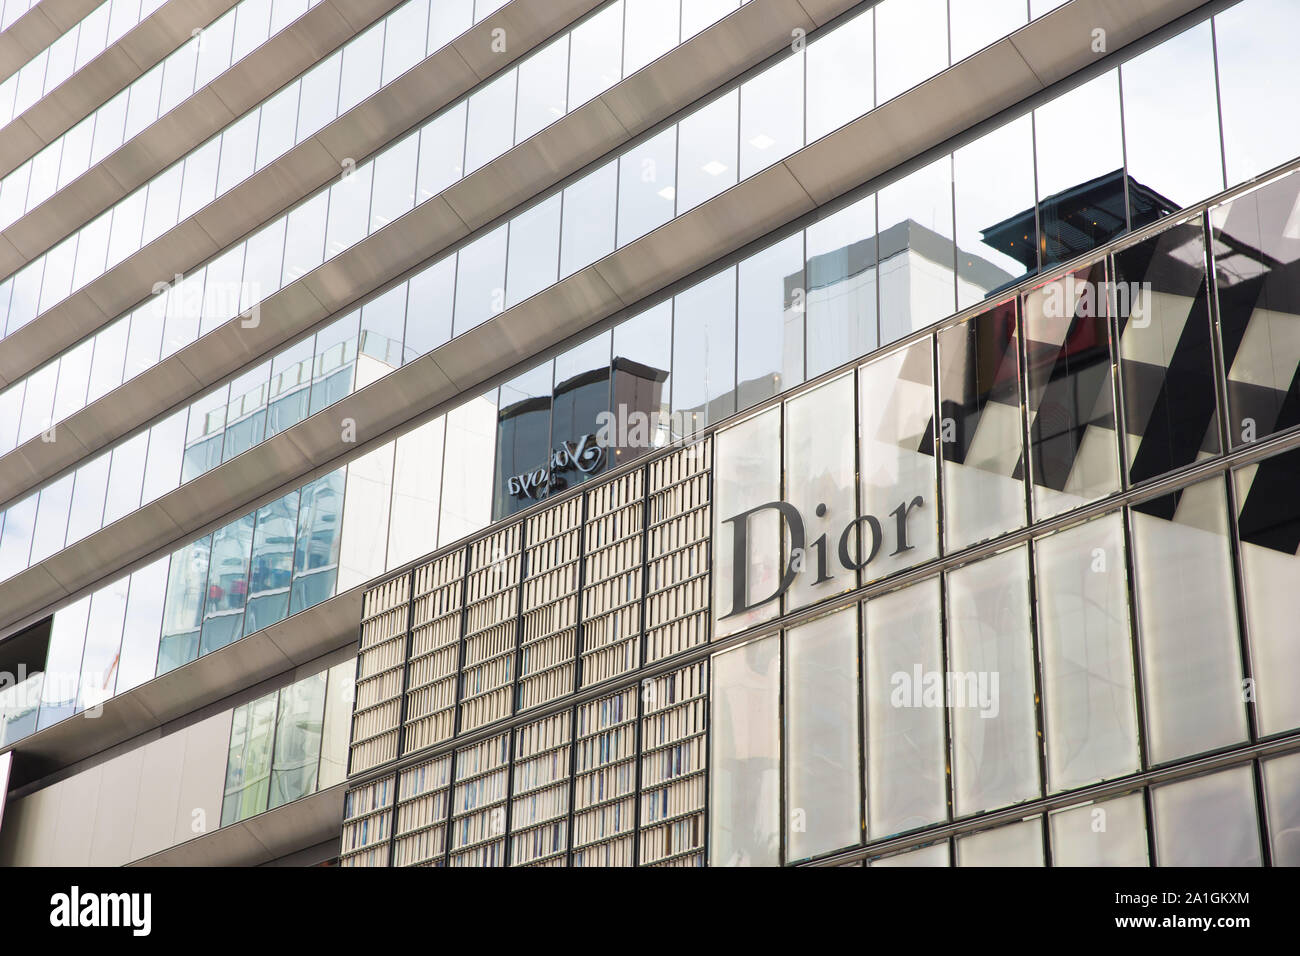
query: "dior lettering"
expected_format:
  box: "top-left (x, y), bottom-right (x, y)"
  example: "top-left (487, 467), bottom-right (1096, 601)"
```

top-left (722, 495), bottom-right (926, 618)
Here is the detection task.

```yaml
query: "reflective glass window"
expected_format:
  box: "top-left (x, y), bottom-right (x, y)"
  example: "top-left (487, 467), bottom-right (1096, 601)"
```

top-left (403, 256), bottom-right (455, 360)
top-left (1262, 752), bottom-right (1300, 867)
top-left (739, 51), bottom-right (802, 179)
top-left (452, 225), bottom-right (507, 336)
top-left (956, 818), bottom-right (1044, 866)
top-left (281, 191), bottom-right (329, 285)
top-left (805, 8), bottom-right (872, 142)
top-left (1023, 263), bottom-right (1120, 520)
top-left (1049, 792), bottom-right (1149, 866)
top-left (560, 159), bottom-right (616, 279)
top-left (222, 362), bottom-right (271, 462)
top-left (290, 468), bottom-right (345, 615)
top-left (550, 331), bottom-right (611, 494)
top-left (465, 71), bottom-right (517, 175)
top-left (439, 393), bottom-right (497, 547)
top-left (671, 268), bottom-right (735, 436)
top-left (65, 450), bottom-right (110, 546)
top-left (568, 2), bottom-right (623, 109)
top-left (269, 672), bottom-right (327, 808)
top-left (102, 430), bottom-right (148, 526)
top-left (949, 0), bottom-right (1026, 62)
top-left (246, 490), bottom-right (300, 633)
top-left (946, 545), bottom-right (1039, 816)
top-left (416, 101), bottom-right (467, 203)
top-left (1130, 478), bottom-right (1246, 764)
top-left (494, 362), bottom-right (553, 519)
top-left (323, 163), bottom-right (374, 260)
top-left (37, 596), bottom-right (90, 730)
top-left (806, 193), bottom-right (877, 378)
top-left (387, 417), bottom-right (445, 570)
top-left (157, 534), bottom-right (212, 675)
top-left (358, 285), bottom-right (406, 386)
top-left (337, 20), bottom-right (384, 115)
top-left (337, 443), bottom-right (393, 591)
top-left (617, 128), bottom-right (676, 247)
top-left (785, 606), bottom-right (861, 861)
top-left (737, 233), bottom-right (804, 410)
top-left (29, 476), bottom-right (72, 565)
top-left (117, 557), bottom-right (168, 693)
top-left (623, 0), bottom-right (678, 75)
top-left (515, 37), bottom-right (568, 143)
top-left (222, 692), bottom-right (277, 825)
top-left (200, 512), bottom-right (255, 656)
top-left (878, 156), bottom-right (955, 345)
top-left (182, 385), bottom-right (230, 484)
top-left (936, 299), bottom-right (1025, 550)
top-left (266, 336), bottom-right (314, 438)
top-left (709, 634), bottom-right (780, 867)
top-left (1152, 766), bottom-right (1262, 866)
top-left (309, 311), bottom-right (359, 417)
top-left (875, 0), bottom-right (948, 103)
top-left (140, 408), bottom-right (186, 505)
top-left (677, 89), bottom-right (737, 214)
top-left (505, 194), bottom-right (561, 308)
top-left (610, 300), bottom-right (672, 461)
top-left (78, 578), bottom-right (128, 712)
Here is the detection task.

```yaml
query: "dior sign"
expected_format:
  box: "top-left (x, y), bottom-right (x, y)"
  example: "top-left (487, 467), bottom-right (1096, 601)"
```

top-left (507, 433), bottom-right (605, 500)
top-left (720, 494), bottom-right (925, 619)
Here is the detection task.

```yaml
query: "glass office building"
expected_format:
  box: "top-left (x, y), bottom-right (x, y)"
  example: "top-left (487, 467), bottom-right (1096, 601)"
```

top-left (0, 0), bottom-right (1298, 866)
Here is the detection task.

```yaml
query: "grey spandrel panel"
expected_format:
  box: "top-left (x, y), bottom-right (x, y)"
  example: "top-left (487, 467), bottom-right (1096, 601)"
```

top-left (710, 634), bottom-right (781, 867)
top-left (806, 193), bottom-right (877, 379)
top-left (505, 193), bottom-right (561, 309)
top-left (874, 0), bottom-right (948, 104)
top-left (404, 255), bottom-right (455, 361)
top-left (465, 70), bottom-right (517, 176)
top-left (568, 1), bottom-right (624, 110)
top-left (954, 113), bottom-right (1037, 310)
top-left (560, 159), bottom-right (617, 280)
top-left (739, 51), bottom-right (802, 180)
top-left (623, 0), bottom-right (679, 76)
top-left (1120, 20), bottom-right (1223, 229)
top-left (877, 155), bottom-right (956, 347)
top-left (515, 36), bottom-right (568, 144)
top-left (1034, 70), bottom-right (1127, 268)
top-left (949, 0), bottom-right (1027, 63)
top-left (677, 88), bottom-right (738, 214)
top-left (617, 127), bottom-right (676, 248)
top-left (416, 102), bottom-right (467, 203)
top-left (452, 224), bottom-right (507, 336)
top-left (1049, 792), bottom-right (1149, 866)
top-left (671, 267), bottom-right (736, 437)
top-left (1215, 0), bottom-right (1300, 188)
top-left (116, 556), bottom-right (169, 694)
top-left (1129, 479), bottom-right (1247, 766)
top-left (1152, 766), bottom-right (1262, 866)
top-left (737, 232), bottom-right (804, 411)
top-left (805, 5), bottom-right (872, 143)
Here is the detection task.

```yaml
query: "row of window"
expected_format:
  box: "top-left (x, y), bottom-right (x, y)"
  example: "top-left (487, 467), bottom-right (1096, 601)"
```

top-left (0, 0), bottom-right (329, 230)
top-left (0, 0), bottom-right (170, 129)
top-left (0, 0), bottom-right (743, 344)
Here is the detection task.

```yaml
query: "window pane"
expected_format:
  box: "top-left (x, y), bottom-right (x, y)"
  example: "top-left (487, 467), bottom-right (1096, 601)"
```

top-left (1262, 752), bottom-right (1300, 867)
top-left (709, 634), bottom-right (780, 866)
top-left (864, 579), bottom-right (946, 838)
top-left (550, 331), bottom-right (610, 494)
top-left (337, 20), bottom-right (383, 114)
top-left (117, 557), bottom-right (168, 693)
top-left (290, 469), bottom-right (345, 614)
top-left (323, 163), bottom-right (374, 260)
top-left (623, 0), bottom-right (678, 75)
top-left (281, 191), bottom-right (329, 284)
top-left (222, 693), bottom-right (278, 825)
top-left (713, 405), bottom-right (781, 638)
top-left (806, 194), bottom-right (877, 377)
top-left (956, 818), bottom-right (1044, 866)
top-left (404, 256), bottom-right (455, 360)
top-left (1130, 478), bottom-right (1247, 764)
top-left (505, 194), bottom-right (560, 308)
top-left (1049, 793), bottom-right (1149, 866)
top-left (617, 128), bottom-right (676, 247)
top-left (1212, 173), bottom-right (1300, 448)
top-left (1234, 447), bottom-right (1300, 736)
top-left (215, 112), bottom-right (259, 196)
top-left (875, 0), bottom-right (948, 103)
top-left (358, 285), bottom-right (406, 385)
top-left (1120, 21), bottom-right (1223, 227)
top-left (337, 443), bottom-right (394, 591)
top-left (157, 534), bottom-right (211, 675)
top-left (439, 394), bottom-right (497, 546)
top-left (783, 374), bottom-right (855, 611)
top-left (452, 225), bottom-right (507, 336)
top-left (309, 311), bottom-right (359, 417)
top-left (869, 842), bottom-right (950, 867)
top-left (1035, 513), bottom-right (1139, 792)
top-left (140, 409), bottom-right (186, 504)
top-left (200, 512), bottom-right (255, 656)
top-left (936, 299), bottom-right (1025, 551)
top-left (222, 363), bottom-right (270, 462)
top-left (739, 51), bottom-right (802, 179)
top-left (37, 596), bottom-right (90, 730)
top-left (858, 338), bottom-right (938, 581)
top-left (515, 37), bottom-right (567, 143)
top-left (676, 90), bottom-right (737, 214)
top-left (464, 71), bottom-right (516, 175)
top-left (785, 606), bottom-right (861, 861)
top-left (1214, 0), bottom-right (1300, 187)
top-left (946, 545), bottom-right (1039, 816)
top-left (1152, 766), bottom-right (1261, 866)
top-left (737, 233), bottom-right (803, 410)
top-left (806, 9), bottom-right (872, 142)
top-left (1034, 71), bottom-right (1127, 267)
top-left (65, 451), bottom-right (110, 545)
top-left (246, 490), bottom-right (300, 633)
top-left (878, 156), bottom-right (955, 345)
top-left (954, 114), bottom-right (1037, 309)
top-left (78, 578), bottom-right (128, 711)
top-left (560, 159), bottom-right (616, 278)
top-left (494, 362), bottom-right (553, 519)
top-left (1023, 263), bottom-right (1120, 520)
top-left (182, 385), bottom-right (230, 483)
top-left (949, 0), bottom-right (1026, 61)
top-left (610, 300), bottom-right (672, 461)
top-left (1113, 220), bottom-right (1220, 483)
top-left (269, 672), bottom-right (327, 808)
top-left (387, 417), bottom-right (445, 570)
top-left (568, 2), bottom-right (622, 108)
top-left (266, 336), bottom-right (313, 438)
top-left (671, 268), bottom-right (735, 436)
top-left (87, 317), bottom-right (129, 405)
top-left (29, 477), bottom-right (72, 564)
top-left (416, 102), bottom-right (466, 203)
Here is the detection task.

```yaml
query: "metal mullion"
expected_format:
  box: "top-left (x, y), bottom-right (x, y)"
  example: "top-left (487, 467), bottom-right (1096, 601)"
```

top-left (1119, 506), bottom-right (1153, 776)
top-left (852, 364), bottom-right (866, 849)
top-left (929, 330), bottom-right (955, 830)
top-left (1251, 756), bottom-right (1272, 867)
